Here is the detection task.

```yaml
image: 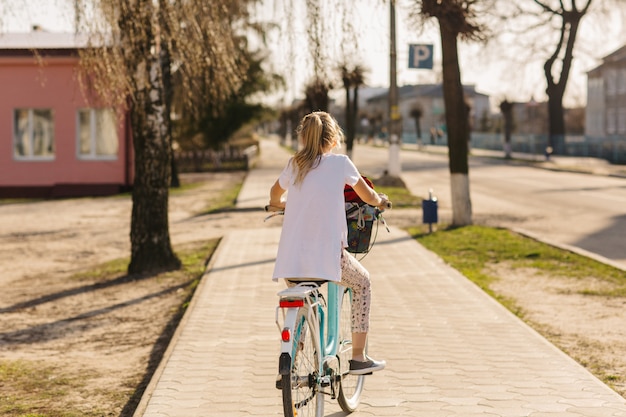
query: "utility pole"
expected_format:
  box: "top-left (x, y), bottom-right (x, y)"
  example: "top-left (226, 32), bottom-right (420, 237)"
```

top-left (388, 0), bottom-right (401, 177)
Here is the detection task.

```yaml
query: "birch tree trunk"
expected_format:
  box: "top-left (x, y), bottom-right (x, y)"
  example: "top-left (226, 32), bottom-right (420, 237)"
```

top-left (72, 0), bottom-right (249, 274)
top-left (126, 2), bottom-right (180, 274)
top-left (440, 21), bottom-right (472, 226)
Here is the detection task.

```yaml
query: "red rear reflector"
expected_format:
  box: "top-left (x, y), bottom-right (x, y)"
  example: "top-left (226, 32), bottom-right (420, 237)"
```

top-left (279, 299), bottom-right (304, 308)
top-left (281, 328), bottom-right (291, 342)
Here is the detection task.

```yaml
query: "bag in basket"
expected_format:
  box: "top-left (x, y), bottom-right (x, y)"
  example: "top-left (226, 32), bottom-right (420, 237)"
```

top-left (345, 203), bottom-right (377, 253)
top-left (344, 176), bottom-right (376, 254)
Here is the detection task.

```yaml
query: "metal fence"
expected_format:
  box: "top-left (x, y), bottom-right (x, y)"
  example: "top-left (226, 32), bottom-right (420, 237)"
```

top-left (174, 144), bottom-right (259, 172)
top-left (403, 133), bottom-right (626, 165)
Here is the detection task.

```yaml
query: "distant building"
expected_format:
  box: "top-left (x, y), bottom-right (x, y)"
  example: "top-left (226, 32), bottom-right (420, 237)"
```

top-left (586, 44), bottom-right (626, 138)
top-left (0, 31), bottom-right (132, 198)
top-left (363, 84), bottom-right (491, 140)
top-left (328, 86), bottom-right (386, 135)
top-left (506, 99), bottom-right (549, 136)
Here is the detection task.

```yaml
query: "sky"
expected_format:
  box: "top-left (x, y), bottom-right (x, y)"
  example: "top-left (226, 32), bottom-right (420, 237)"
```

top-left (257, 0), bottom-right (626, 109)
top-left (2, 0), bottom-right (625, 110)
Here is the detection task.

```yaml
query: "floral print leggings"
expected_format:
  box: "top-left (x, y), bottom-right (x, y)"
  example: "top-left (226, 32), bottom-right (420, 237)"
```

top-left (285, 250), bottom-right (371, 333)
top-left (339, 249), bottom-right (371, 333)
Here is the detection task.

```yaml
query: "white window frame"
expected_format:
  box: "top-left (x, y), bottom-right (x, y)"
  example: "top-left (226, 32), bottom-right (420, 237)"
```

top-left (76, 108), bottom-right (119, 160)
top-left (618, 69), bottom-right (626, 95)
top-left (618, 108), bottom-right (626, 134)
top-left (605, 68), bottom-right (617, 96)
top-left (606, 108), bottom-right (617, 135)
top-left (13, 108), bottom-right (55, 160)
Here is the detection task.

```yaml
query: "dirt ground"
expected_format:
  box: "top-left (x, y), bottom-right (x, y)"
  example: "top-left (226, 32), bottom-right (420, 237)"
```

top-left (0, 172), bottom-right (265, 416)
top-left (489, 265), bottom-right (626, 397)
top-left (0, 171), bottom-right (624, 416)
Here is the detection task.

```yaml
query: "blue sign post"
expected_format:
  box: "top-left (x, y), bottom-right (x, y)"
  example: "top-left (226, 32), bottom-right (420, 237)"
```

top-left (408, 44), bottom-right (434, 69)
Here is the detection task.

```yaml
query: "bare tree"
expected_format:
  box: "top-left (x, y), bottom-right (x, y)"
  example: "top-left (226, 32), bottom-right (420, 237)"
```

top-left (532, 0), bottom-right (593, 154)
top-left (76, 0), bottom-right (252, 274)
top-left (482, 1), bottom-right (626, 149)
top-left (409, 0), bottom-right (490, 226)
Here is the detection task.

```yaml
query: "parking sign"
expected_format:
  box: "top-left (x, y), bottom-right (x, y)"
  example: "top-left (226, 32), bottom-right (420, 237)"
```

top-left (409, 44), bottom-right (433, 69)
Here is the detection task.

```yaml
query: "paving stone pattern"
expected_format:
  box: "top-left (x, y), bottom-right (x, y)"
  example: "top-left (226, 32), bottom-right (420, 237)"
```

top-left (134, 139), bottom-right (626, 417)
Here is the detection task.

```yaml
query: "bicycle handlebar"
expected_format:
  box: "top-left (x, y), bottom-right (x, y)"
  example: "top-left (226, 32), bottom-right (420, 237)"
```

top-left (265, 198), bottom-right (392, 213)
top-left (265, 197), bottom-right (392, 250)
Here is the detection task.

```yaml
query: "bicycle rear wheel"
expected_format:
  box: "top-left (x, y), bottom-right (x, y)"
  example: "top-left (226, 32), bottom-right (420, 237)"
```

top-left (282, 308), bottom-right (322, 417)
top-left (336, 287), bottom-right (365, 412)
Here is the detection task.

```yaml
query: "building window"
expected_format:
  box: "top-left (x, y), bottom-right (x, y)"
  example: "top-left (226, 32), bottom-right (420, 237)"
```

top-left (606, 108), bottom-right (617, 135)
top-left (13, 108), bottom-right (55, 159)
top-left (606, 68), bottom-right (617, 96)
top-left (77, 108), bottom-right (119, 159)
top-left (619, 69), bottom-right (626, 95)
top-left (618, 108), bottom-right (626, 134)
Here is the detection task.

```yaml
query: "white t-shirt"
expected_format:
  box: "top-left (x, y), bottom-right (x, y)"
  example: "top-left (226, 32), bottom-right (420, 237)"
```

top-left (272, 153), bottom-right (361, 282)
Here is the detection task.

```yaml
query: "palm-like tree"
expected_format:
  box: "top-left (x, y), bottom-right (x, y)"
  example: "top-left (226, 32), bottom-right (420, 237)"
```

top-left (340, 64), bottom-right (367, 159)
top-left (409, 104), bottom-right (424, 147)
top-left (304, 77), bottom-right (332, 113)
top-left (499, 99), bottom-right (513, 159)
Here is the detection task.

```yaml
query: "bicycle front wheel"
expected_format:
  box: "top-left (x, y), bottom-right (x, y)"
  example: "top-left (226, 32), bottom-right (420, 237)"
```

top-left (282, 308), bottom-right (322, 417)
top-left (337, 287), bottom-right (365, 412)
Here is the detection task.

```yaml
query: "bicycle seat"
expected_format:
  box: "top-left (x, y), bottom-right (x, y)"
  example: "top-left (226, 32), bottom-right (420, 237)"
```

top-left (286, 279), bottom-right (328, 287)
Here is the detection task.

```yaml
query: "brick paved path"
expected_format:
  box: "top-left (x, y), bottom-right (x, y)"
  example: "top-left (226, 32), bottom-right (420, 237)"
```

top-left (134, 138), bottom-right (626, 417)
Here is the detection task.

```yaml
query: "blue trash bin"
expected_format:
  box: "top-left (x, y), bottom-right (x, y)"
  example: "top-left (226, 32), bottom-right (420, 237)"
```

top-left (422, 198), bottom-right (438, 224)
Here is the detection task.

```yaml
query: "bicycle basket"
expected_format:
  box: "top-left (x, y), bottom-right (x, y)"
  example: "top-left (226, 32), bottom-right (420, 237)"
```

top-left (345, 203), bottom-right (378, 254)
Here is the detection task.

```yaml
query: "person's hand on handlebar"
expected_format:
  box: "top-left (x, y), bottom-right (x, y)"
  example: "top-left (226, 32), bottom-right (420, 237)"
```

top-left (376, 193), bottom-right (392, 211)
top-left (268, 180), bottom-right (287, 213)
top-left (265, 199), bottom-right (285, 212)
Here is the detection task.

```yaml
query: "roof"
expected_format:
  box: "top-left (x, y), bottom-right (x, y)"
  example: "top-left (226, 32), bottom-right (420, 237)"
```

top-left (0, 32), bottom-right (91, 57)
top-left (602, 44), bottom-right (626, 64)
top-left (367, 83), bottom-right (488, 103)
top-left (587, 43), bottom-right (626, 74)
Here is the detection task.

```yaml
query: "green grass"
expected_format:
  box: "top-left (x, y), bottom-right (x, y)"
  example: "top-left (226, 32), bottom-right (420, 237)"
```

top-left (169, 179), bottom-right (207, 195)
top-left (69, 220), bottom-right (222, 285)
top-left (0, 360), bottom-right (105, 417)
top-left (72, 257), bottom-right (129, 282)
top-left (375, 185), bottom-right (422, 208)
top-left (407, 225), bottom-right (626, 300)
top-left (70, 239), bottom-right (219, 287)
top-left (201, 180), bottom-right (244, 214)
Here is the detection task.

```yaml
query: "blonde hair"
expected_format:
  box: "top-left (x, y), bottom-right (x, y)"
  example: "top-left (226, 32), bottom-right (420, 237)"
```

top-left (292, 111), bottom-right (343, 185)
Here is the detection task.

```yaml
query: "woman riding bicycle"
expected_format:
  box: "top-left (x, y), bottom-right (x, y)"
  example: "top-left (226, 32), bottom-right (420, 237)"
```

top-left (269, 111), bottom-right (389, 375)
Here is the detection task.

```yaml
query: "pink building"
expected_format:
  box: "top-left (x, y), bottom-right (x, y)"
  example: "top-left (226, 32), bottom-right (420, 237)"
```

top-left (0, 32), bottom-right (132, 198)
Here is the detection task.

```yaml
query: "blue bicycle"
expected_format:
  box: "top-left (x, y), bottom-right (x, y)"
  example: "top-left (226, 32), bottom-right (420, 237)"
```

top-left (276, 280), bottom-right (362, 417)
top-left (266, 202), bottom-right (389, 417)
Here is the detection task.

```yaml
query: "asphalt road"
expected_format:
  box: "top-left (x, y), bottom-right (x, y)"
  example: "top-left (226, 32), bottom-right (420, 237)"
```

top-left (351, 143), bottom-right (626, 270)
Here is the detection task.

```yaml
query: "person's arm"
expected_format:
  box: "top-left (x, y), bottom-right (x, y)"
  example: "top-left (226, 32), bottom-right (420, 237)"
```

top-left (352, 177), bottom-right (389, 209)
top-left (268, 179), bottom-right (286, 209)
